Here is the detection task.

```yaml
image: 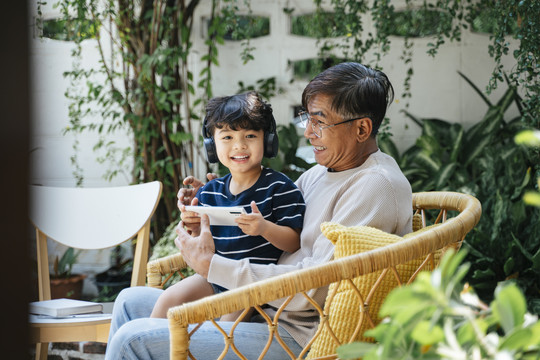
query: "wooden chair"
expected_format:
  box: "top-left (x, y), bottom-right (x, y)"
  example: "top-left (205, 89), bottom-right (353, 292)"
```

top-left (29, 181), bottom-right (162, 360)
top-left (147, 191), bottom-right (481, 359)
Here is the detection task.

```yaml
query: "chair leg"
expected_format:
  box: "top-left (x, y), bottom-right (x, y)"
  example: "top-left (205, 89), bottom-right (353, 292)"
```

top-left (35, 342), bottom-right (48, 360)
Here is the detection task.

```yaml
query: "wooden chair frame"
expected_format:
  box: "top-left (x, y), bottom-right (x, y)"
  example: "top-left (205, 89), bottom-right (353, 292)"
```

top-left (29, 181), bottom-right (162, 360)
top-left (147, 191), bottom-right (481, 360)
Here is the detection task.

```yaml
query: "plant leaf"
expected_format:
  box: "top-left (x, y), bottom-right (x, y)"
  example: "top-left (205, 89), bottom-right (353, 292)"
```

top-left (434, 163), bottom-right (457, 189)
top-left (411, 321), bottom-right (444, 345)
top-left (379, 136), bottom-right (401, 163)
top-left (336, 342), bottom-right (377, 359)
top-left (458, 71), bottom-right (491, 107)
top-left (492, 282), bottom-right (526, 334)
top-left (499, 328), bottom-right (533, 351)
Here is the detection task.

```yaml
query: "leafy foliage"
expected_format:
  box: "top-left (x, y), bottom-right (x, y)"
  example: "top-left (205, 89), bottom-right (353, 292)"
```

top-left (309, 0), bottom-right (538, 125)
top-left (388, 8), bottom-right (452, 38)
top-left (149, 219), bottom-right (195, 288)
top-left (464, 0), bottom-right (540, 130)
top-left (53, 247), bottom-right (81, 279)
top-left (42, 17), bottom-right (99, 41)
top-left (263, 123), bottom-right (314, 182)
top-left (515, 130), bottom-right (540, 207)
top-left (52, 0), bottom-right (257, 241)
top-left (379, 73), bottom-right (540, 314)
top-left (337, 250), bottom-right (540, 360)
top-left (43, 0), bottom-right (539, 257)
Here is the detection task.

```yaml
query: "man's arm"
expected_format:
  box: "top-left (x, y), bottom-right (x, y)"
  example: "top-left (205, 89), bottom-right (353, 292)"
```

top-left (175, 215), bottom-right (214, 277)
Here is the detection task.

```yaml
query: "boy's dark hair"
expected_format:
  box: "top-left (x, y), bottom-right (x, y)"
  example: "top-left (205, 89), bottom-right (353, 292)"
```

top-left (204, 91), bottom-right (273, 136)
top-left (301, 62), bottom-right (394, 136)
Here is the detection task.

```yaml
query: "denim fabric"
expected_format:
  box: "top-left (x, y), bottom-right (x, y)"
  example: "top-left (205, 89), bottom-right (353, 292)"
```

top-left (105, 286), bottom-right (302, 359)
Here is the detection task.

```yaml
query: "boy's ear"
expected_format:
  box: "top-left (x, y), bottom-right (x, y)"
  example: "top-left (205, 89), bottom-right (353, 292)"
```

top-left (357, 117), bottom-right (372, 142)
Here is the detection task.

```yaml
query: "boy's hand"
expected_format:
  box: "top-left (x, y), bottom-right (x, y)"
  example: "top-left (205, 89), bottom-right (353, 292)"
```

top-left (236, 201), bottom-right (268, 236)
top-left (177, 173), bottom-right (217, 208)
top-left (179, 200), bottom-right (201, 236)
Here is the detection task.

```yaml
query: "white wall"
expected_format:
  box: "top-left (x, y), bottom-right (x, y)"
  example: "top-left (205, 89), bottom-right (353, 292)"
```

top-left (29, 0), bottom-right (520, 294)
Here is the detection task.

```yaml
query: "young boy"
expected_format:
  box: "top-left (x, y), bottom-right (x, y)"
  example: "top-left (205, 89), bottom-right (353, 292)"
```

top-left (150, 91), bottom-right (305, 320)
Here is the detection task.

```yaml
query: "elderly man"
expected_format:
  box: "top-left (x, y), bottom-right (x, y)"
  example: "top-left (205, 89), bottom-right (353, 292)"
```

top-left (105, 62), bottom-right (412, 359)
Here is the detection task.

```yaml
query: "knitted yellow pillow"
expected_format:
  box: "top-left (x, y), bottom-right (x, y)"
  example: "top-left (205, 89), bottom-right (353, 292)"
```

top-left (307, 222), bottom-right (426, 359)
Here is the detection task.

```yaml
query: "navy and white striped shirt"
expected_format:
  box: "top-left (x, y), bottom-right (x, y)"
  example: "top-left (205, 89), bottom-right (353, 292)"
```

top-left (196, 168), bottom-right (305, 275)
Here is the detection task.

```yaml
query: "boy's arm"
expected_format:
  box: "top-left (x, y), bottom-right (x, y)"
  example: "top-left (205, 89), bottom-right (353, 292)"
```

top-left (259, 221), bottom-right (301, 253)
top-left (235, 201), bottom-right (301, 253)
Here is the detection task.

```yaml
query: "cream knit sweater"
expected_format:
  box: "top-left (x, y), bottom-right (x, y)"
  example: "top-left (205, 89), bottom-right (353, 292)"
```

top-left (207, 150), bottom-right (412, 347)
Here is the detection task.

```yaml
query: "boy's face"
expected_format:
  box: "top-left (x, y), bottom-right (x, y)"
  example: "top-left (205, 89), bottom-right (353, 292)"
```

top-left (214, 125), bottom-right (265, 175)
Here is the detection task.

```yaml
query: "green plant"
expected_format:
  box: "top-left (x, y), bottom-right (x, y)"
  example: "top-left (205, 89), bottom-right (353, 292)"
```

top-left (314, 0), bottom-right (539, 128)
top-left (149, 219), bottom-right (194, 289)
top-left (515, 130), bottom-right (540, 207)
top-left (47, 0), bottom-right (260, 241)
top-left (337, 249), bottom-right (540, 360)
top-left (41, 0), bottom-right (540, 258)
top-left (379, 72), bottom-right (540, 314)
top-left (53, 247), bottom-right (81, 279)
top-left (263, 123), bottom-right (315, 182)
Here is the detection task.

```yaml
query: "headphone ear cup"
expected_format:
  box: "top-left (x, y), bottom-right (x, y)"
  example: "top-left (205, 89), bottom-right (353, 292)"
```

top-left (264, 132), bottom-right (279, 158)
top-left (263, 106), bottom-right (279, 158)
top-left (203, 137), bottom-right (219, 163)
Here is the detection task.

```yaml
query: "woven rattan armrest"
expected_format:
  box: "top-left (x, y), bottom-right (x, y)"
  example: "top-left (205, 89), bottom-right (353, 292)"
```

top-left (147, 252), bottom-right (189, 289)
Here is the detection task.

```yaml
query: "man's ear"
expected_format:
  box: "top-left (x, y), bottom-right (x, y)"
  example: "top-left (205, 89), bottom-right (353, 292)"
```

top-left (356, 117), bottom-right (372, 142)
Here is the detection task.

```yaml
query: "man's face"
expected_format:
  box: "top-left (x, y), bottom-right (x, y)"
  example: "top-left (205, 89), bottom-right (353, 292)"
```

top-left (304, 94), bottom-right (364, 171)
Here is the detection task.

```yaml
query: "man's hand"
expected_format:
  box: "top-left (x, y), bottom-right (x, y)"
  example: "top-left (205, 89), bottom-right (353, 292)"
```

top-left (175, 214), bottom-right (215, 278)
top-left (236, 201), bottom-right (268, 237)
top-left (177, 173), bottom-right (218, 208)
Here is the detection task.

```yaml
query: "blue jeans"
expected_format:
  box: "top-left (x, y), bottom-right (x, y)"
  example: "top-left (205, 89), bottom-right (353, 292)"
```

top-left (105, 286), bottom-right (302, 359)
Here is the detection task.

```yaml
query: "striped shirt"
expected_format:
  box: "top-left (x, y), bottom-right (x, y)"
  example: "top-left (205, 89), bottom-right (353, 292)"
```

top-left (196, 168), bottom-right (305, 280)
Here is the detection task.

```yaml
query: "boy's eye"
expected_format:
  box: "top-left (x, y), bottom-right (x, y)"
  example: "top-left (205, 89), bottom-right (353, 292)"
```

top-left (246, 134), bottom-right (257, 139)
top-left (222, 135), bottom-right (232, 140)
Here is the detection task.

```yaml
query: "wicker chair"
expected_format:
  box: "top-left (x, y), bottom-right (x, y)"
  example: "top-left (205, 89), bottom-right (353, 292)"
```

top-left (147, 191), bottom-right (481, 359)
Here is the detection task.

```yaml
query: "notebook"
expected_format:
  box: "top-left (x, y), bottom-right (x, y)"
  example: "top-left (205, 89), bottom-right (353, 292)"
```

top-left (29, 298), bottom-right (103, 317)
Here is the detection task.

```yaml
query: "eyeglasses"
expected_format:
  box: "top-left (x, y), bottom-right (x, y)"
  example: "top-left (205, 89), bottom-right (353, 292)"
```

top-left (298, 111), bottom-right (366, 138)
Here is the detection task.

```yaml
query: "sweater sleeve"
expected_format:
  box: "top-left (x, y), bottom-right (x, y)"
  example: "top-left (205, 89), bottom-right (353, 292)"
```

top-left (207, 232), bottom-right (334, 294)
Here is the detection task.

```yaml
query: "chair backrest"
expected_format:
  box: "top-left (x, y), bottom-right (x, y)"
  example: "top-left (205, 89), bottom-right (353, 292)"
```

top-left (30, 181), bottom-right (162, 301)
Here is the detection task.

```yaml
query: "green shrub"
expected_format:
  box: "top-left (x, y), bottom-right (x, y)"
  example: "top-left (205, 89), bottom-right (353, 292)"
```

top-left (337, 250), bottom-right (540, 359)
top-left (150, 220), bottom-right (194, 288)
top-left (379, 72), bottom-right (540, 314)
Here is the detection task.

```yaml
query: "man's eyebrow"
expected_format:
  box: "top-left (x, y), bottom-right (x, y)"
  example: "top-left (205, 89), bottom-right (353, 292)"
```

top-left (309, 111), bottom-right (326, 118)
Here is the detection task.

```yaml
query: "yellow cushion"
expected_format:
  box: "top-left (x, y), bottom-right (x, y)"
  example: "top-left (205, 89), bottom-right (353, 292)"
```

top-left (412, 212), bottom-right (423, 232)
top-left (307, 222), bottom-right (428, 359)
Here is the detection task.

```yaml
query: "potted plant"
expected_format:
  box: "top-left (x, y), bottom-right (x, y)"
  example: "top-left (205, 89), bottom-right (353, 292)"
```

top-left (94, 245), bottom-right (132, 301)
top-left (50, 247), bottom-right (86, 299)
